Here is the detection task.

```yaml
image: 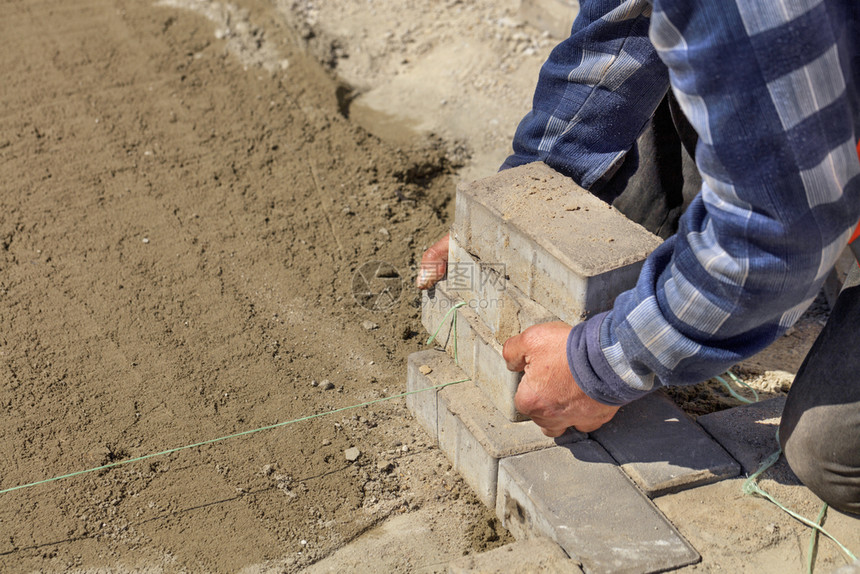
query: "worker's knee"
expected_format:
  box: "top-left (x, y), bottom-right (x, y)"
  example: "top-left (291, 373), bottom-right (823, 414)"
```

top-left (780, 403), bottom-right (860, 516)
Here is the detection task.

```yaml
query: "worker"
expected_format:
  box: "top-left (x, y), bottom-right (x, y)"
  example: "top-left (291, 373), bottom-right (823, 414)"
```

top-left (418, 0), bottom-right (860, 516)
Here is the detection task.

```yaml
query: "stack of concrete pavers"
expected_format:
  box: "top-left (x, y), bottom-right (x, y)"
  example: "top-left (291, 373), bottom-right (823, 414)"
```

top-left (407, 162), bottom-right (743, 573)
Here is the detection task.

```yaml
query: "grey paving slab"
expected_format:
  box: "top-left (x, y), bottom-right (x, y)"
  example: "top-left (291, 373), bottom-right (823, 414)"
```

top-left (438, 377), bottom-right (584, 507)
top-left (590, 392), bottom-right (740, 498)
top-left (448, 537), bottom-right (583, 574)
top-left (422, 282), bottom-right (524, 421)
top-left (447, 235), bottom-right (558, 345)
top-left (451, 162), bottom-right (662, 326)
top-left (406, 349), bottom-right (467, 444)
top-left (496, 441), bottom-right (700, 574)
top-left (697, 396), bottom-right (801, 484)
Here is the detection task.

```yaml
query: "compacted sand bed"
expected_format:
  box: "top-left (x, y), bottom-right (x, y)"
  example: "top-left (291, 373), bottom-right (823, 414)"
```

top-left (0, 1), bottom-right (499, 571)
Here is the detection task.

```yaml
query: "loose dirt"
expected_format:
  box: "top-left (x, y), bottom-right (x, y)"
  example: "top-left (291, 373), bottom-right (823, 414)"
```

top-left (1, 1), bottom-right (856, 573)
top-left (0, 1), bottom-right (494, 571)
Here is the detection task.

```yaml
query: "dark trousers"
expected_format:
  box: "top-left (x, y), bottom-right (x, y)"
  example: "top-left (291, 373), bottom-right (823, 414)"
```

top-left (594, 93), bottom-right (701, 239)
top-left (610, 94), bottom-right (860, 516)
top-left (780, 266), bottom-right (860, 515)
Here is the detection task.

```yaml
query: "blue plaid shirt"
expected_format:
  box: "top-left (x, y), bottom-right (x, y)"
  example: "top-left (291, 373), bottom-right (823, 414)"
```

top-left (503, 0), bottom-right (860, 405)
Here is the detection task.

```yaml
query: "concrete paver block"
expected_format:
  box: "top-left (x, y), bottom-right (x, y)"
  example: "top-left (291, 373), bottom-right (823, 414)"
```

top-left (590, 392), bottom-right (740, 497)
top-left (451, 162), bottom-right (662, 326)
top-left (406, 349), bottom-right (468, 443)
top-left (496, 441), bottom-right (700, 574)
top-left (448, 537), bottom-right (583, 574)
top-left (438, 377), bottom-right (584, 507)
top-left (448, 235), bottom-right (558, 345)
top-left (422, 282), bottom-right (524, 421)
top-left (697, 396), bottom-right (800, 483)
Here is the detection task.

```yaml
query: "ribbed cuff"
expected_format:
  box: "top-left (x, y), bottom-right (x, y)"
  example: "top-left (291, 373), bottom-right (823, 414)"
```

top-left (567, 313), bottom-right (652, 407)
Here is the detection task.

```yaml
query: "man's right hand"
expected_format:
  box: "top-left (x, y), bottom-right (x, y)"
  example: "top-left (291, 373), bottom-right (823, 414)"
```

top-left (504, 322), bottom-right (620, 435)
top-left (416, 233), bottom-right (449, 290)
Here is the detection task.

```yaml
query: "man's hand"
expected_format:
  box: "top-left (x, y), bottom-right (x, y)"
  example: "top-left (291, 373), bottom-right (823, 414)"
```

top-left (503, 322), bottom-right (620, 435)
top-left (416, 233), bottom-right (449, 290)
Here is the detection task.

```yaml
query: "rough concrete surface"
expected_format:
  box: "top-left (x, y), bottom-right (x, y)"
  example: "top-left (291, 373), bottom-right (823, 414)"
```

top-left (454, 162), bottom-right (662, 278)
top-left (422, 282), bottom-right (525, 421)
top-left (447, 234), bottom-right (558, 344)
top-left (497, 442), bottom-right (700, 574)
top-left (436, 377), bottom-right (583, 506)
top-left (439, 381), bottom-right (585, 460)
top-left (452, 163), bottom-right (662, 324)
top-left (591, 392), bottom-right (740, 498)
top-left (407, 349), bottom-right (470, 443)
top-left (697, 397), bottom-right (796, 480)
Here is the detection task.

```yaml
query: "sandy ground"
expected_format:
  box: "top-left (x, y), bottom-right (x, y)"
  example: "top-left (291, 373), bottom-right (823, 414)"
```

top-left (1, 1), bottom-right (857, 573)
top-left (1, 1), bottom-right (498, 571)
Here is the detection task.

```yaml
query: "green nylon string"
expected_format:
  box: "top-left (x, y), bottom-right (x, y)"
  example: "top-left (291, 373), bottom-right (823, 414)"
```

top-left (742, 432), bottom-right (857, 565)
top-left (426, 301), bottom-right (466, 366)
top-left (806, 503), bottom-right (828, 574)
top-left (712, 370), bottom-right (856, 568)
top-left (0, 378), bottom-right (470, 496)
top-left (715, 370), bottom-right (759, 404)
top-left (720, 374), bottom-right (857, 568)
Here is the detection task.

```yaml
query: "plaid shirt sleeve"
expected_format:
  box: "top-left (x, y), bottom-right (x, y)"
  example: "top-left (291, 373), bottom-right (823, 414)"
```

top-left (500, 0), bottom-right (670, 190)
top-left (555, 0), bottom-right (860, 405)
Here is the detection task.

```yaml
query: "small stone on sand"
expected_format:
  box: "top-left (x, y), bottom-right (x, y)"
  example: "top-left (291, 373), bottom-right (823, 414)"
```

top-left (418, 365), bottom-right (433, 375)
top-left (344, 447), bottom-right (361, 462)
top-left (321, 380), bottom-right (335, 390)
top-left (361, 320), bottom-right (379, 331)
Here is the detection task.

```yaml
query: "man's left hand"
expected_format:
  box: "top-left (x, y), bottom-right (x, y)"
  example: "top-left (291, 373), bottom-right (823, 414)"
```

top-left (503, 322), bottom-right (620, 435)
